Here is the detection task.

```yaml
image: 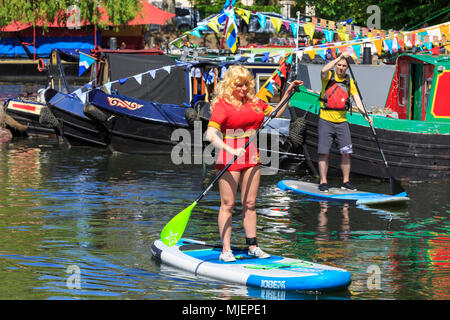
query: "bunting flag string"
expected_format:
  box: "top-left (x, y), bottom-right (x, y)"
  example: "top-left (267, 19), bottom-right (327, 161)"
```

top-left (168, 5), bottom-right (449, 58)
top-left (72, 64), bottom-right (182, 99)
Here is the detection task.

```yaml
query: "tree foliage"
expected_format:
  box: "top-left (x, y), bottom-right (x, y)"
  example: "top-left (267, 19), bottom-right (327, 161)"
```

top-left (0, 0), bottom-right (142, 29)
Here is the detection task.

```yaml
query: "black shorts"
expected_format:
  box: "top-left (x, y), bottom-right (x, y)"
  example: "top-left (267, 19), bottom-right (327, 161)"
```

top-left (317, 118), bottom-right (353, 155)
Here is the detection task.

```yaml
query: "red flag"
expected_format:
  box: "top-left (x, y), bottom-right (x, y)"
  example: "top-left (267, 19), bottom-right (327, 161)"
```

top-left (279, 63), bottom-right (287, 78)
top-left (273, 72), bottom-right (282, 86)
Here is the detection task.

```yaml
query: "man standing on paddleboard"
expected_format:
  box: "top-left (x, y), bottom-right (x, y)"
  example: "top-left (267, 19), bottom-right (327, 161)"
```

top-left (317, 51), bottom-right (373, 192)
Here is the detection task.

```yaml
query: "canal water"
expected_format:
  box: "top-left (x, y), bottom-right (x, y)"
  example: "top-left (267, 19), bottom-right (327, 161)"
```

top-left (0, 136), bottom-right (448, 300)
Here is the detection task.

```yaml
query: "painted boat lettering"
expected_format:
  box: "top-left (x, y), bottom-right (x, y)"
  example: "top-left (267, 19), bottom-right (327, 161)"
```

top-left (107, 97), bottom-right (143, 111)
top-left (260, 279), bottom-right (285, 289)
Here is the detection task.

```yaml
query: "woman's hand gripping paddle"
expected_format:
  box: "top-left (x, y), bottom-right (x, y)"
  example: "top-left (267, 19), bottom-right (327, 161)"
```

top-left (346, 61), bottom-right (405, 196)
top-left (160, 85), bottom-right (301, 246)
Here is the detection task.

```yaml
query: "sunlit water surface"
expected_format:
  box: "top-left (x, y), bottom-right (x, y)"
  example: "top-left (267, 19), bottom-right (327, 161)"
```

top-left (0, 137), bottom-right (448, 300)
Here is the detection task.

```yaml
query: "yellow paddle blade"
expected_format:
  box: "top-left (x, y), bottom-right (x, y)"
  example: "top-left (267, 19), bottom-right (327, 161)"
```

top-left (160, 201), bottom-right (197, 246)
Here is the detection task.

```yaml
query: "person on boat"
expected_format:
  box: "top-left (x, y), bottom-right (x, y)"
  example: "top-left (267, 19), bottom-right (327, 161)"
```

top-left (318, 51), bottom-right (372, 192)
top-left (206, 65), bottom-right (303, 262)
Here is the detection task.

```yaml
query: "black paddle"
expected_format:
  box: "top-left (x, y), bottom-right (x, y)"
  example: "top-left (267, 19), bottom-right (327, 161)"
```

top-left (346, 61), bottom-right (405, 195)
top-left (160, 85), bottom-right (301, 246)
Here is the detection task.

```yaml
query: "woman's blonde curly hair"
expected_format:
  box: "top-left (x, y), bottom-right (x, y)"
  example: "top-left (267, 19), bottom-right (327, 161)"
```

top-left (212, 65), bottom-right (256, 109)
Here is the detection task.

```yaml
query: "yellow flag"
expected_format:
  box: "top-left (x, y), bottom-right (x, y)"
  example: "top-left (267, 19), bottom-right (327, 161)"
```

top-left (256, 88), bottom-right (270, 103)
top-left (270, 17), bottom-right (283, 34)
top-left (338, 31), bottom-right (349, 42)
top-left (440, 24), bottom-right (450, 40)
top-left (235, 8), bottom-right (250, 25)
top-left (207, 20), bottom-right (220, 34)
top-left (373, 39), bottom-right (382, 56)
top-left (306, 50), bottom-right (316, 60)
top-left (303, 22), bottom-right (315, 39)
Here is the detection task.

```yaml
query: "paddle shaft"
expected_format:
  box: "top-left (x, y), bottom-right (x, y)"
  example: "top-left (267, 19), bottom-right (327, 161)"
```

top-left (346, 63), bottom-right (391, 169)
top-left (346, 62), bottom-right (404, 194)
top-left (195, 86), bottom-right (300, 203)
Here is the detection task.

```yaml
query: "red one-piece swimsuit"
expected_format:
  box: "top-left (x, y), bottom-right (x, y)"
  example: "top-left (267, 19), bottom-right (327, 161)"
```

top-left (208, 98), bottom-right (272, 171)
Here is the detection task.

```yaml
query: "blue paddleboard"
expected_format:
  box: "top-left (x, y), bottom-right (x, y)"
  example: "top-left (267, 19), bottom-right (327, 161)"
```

top-left (277, 180), bottom-right (409, 205)
top-left (151, 238), bottom-right (351, 291)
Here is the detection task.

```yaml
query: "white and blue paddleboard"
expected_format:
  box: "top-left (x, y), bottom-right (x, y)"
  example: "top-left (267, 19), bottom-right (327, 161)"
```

top-left (151, 238), bottom-right (351, 291)
top-left (278, 180), bottom-right (409, 205)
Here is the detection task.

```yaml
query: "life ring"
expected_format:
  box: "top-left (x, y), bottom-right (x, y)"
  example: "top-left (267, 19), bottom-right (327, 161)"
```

top-left (37, 58), bottom-right (46, 72)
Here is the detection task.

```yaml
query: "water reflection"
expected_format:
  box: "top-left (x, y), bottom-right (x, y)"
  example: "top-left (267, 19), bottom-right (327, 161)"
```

top-left (0, 138), bottom-right (449, 299)
top-left (316, 202), bottom-right (350, 242)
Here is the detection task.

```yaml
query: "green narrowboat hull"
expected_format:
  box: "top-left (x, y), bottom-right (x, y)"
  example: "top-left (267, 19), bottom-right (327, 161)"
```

top-left (289, 87), bottom-right (450, 181)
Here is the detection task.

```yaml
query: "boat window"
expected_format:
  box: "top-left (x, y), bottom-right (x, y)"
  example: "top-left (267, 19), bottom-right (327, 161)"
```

top-left (423, 77), bottom-right (433, 110)
top-left (398, 74), bottom-right (408, 107)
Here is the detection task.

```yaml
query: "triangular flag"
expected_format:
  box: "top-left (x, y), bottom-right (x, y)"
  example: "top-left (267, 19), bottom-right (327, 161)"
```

top-left (262, 52), bottom-right (270, 62)
top-left (225, 10), bottom-right (236, 22)
top-left (173, 39), bottom-right (183, 48)
top-left (266, 81), bottom-right (274, 95)
top-left (104, 83), bottom-right (112, 94)
top-left (384, 38), bottom-right (393, 54)
top-left (397, 35), bottom-right (405, 51)
top-left (323, 29), bottom-right (334, 43)
top-left (303, 23), bottom-right (315, 40)
top-left (257, 13), bottom-right (266, 30)
top-left (290, 22), bottom-right (298, 38)
top-left (273, 72), bottom-right (282, 86)
top-left (440, 24), bottom-right (450, 40)
top-left (352, 44), bottom-right (361, 59)
top-left (296, 51), bottom-right (304, 61)
top-left (134, 74), bottom-right (142, 85)
top-left (235, 8), bottom-right (250, 25)
top-left (392, 37), bottom-right (399, 53)
top-left (338, 31), bottom-right (349, 42)
top-left (279, 63), bottom-right (287, 78)
top-left (419, 31), bottom-right (427, 44)
top-left (78, 51), bottom-right (96, 76)
top-left (373, 39), bottom-right (382, 56)
top-left (316, 49), bottom-right (326, 60)
top-left (306, 50), bottom-right (316, 60)
top-left (78, 91), bottom-right (87, 104)
top-left (207, 17), bottom-right (220, 33)
top-left (270, 17), bottom-right (282, 34)
top-left (256, 88), bottom-right (270, 103)
top-left (190, 28), bottom-right (202, 38)
top-left (119, 78), bottom-right (128, 84)
top-left (196, 25), bottom-right (209, 32)
top-left (286, 53), bottom-right (293, 65)
top-left (163, 66), bottom-right (172, 74)
top-left (149, 70), bottom-right (156, 79)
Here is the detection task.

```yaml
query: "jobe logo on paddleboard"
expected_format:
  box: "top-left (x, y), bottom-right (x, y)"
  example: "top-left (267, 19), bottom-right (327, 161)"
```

top-left (107, 97), bottom-right (143, 111)
top-left (260, 279), bottom-right (286, 289)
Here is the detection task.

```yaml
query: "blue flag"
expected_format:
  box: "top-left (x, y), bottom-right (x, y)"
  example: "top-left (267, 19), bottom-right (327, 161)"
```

top-left (78, 52), bottom-right (95, 76)
top-left (226, 21), bottom-right (238, 53)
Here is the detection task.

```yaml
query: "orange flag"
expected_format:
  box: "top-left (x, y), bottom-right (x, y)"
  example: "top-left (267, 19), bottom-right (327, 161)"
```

top-left (373, 39), bottom-right (382, 56)
top-left (440, 24), bottom-right (450, 40)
